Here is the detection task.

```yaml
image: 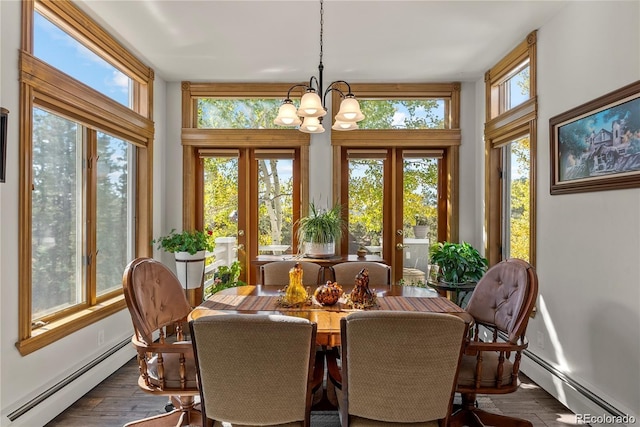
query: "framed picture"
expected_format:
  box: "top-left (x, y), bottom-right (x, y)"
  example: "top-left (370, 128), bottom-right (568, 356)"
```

top-left (549, 80), bottom-right (640, 195)
top-left (0, 108), bottom-right (7, 183)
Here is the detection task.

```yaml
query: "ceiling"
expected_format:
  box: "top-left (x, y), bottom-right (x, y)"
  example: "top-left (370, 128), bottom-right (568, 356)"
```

top-left (74, 0), bottom-right (568, 84)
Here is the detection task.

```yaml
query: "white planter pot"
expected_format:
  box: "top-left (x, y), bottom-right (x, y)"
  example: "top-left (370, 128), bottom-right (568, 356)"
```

top-left (174, 251), bottom-right (205, 289)
top-left (303, 242), bottom-right (335, 258)
top-left (413, 225), bottom-right (428, 239)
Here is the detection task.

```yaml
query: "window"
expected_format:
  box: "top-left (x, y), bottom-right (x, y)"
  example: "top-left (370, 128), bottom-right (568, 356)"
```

top-left (182, 83), bottom-right (309, 285)
top-left (485, 31), bottom-right (537, 266)
top-left (332, 83), bottom-right (461, 284)
top-left (19, 0), bottom-right (154, 355)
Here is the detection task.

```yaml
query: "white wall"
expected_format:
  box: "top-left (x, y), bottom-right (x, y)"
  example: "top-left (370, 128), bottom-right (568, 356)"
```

top-left (517, 1), bottom-right (640, 420)
top-left (0, 1), bottom-right (169, 425)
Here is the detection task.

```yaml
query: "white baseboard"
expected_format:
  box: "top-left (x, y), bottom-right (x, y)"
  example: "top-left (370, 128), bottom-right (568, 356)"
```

top-left (3, 340), bottom-right (135, 427)
top-left (521, 351), bottom-right (638, 427)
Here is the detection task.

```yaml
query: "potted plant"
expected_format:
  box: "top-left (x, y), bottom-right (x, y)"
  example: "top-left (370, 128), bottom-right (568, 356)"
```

top-left (204, 260), bottom-right (246, 297)
top-left (152, 228), bottom-right (214, 292)
top-left (413, 214), bottom-right (429, 239)
top-left (296, 202), bottom-right (345, 258)
top-left (429, 241), bottom-right (488, 285)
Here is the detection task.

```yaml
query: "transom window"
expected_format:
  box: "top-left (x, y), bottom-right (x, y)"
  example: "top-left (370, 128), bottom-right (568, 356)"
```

top-left (358, 99), bottom-right (446, 129)
top-left (34, 10), bottom-right (132, 108)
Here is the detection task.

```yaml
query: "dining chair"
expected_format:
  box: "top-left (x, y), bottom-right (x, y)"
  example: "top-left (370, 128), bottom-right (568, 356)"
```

top-left (261, 260), bottom-right (324, 287)
top-left (189, 313), bottom-right (324, 427)
top-left (327, 311), bottom-right (468, 426)
top-left (449, 258), bottom-right (539, 427)
top-left (329, 261), bottom-right (390, 287)
top-left (122, 257), bottom-right (201, 427)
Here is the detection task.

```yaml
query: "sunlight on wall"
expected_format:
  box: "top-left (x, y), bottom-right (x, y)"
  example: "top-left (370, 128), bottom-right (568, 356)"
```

top-left (538, 295), bottom-right (572, 403)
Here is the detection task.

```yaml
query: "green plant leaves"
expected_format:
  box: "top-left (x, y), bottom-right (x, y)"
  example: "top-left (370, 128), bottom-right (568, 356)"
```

top-left (429, 241), bottom-right (488, 284)
top-left (152, 229), bottom-right (215, 255)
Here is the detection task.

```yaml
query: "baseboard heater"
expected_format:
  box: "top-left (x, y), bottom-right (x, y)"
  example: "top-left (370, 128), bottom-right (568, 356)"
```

top-left (523, 348), bottom-right (627, 418)
top-left (7, 337), bottom-right (131, 422)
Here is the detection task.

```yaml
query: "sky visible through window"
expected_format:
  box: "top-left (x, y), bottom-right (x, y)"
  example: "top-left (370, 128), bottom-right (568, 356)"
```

top-left (34, 11), bottom-right (130, 107)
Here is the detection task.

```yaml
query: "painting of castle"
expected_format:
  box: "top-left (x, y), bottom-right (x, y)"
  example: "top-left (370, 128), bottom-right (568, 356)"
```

top-left (558, 96), bottom-right (640, 182)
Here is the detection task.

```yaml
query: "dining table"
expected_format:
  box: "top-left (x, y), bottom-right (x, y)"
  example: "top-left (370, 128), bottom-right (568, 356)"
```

top-left (190, 284), bottom-right (473, 347)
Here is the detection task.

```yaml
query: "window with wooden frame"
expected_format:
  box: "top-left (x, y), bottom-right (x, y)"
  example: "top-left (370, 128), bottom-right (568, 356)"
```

top-left (18, 0), bottom-right (154, 355)
top-left (484, 31), bottom-right (537, 267)
top-left (331, 83), bottom-right (461, 284)
top-left (181, 83), bottom-right (310, 286)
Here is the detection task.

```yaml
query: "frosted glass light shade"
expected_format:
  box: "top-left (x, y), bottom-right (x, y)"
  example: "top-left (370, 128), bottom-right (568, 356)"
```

top-left (298, 91), bottom-right (326, 118)
top-left (332, 120), bottom-right (358, 131)
top-left (335, 96), bottom-right (364, 122)
top-left (299, 116), bottom-right (325, 133)
top-left (274, 101), bottom-right (302, 126)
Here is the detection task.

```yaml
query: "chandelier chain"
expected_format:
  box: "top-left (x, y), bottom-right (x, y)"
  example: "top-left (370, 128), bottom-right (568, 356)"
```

top-left (319, 0), bottom-right (324, 65)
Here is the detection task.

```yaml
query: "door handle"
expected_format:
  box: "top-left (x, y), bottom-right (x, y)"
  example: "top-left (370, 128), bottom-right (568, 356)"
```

top-left (396, 243), bottom-right (405, 250)
top-left (237, 244), bottom-right (245, 251)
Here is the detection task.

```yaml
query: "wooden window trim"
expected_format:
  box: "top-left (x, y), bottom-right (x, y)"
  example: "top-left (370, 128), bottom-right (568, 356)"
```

top-left (17, 0), bottom-right (154, 355)
top-left (331, 83), bottom-right (461, 284)
top-left (181, 82), bottom-right (310, 284)
top-left (484, 31), bottom-right (537, 267)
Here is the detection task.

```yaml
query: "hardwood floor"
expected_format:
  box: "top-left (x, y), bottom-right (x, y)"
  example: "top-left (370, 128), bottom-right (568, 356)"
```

top-left (46, 357), bottom-right (582, 427)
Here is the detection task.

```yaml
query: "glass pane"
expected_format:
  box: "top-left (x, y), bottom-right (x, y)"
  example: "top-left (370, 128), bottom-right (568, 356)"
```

top-left (505, 64), bottom-right (530, 111)
top-left (33, 11), bottom-right (132, 108)
top-left (257, 159), bottom-right (294, 255)
top-left (96, 133), bottom-right (132, 296)
top-left (197, 98), bottom-right (282, 129)
top-left (504, 136), bottom-right (530, 262)
top-left (203, 157), bottom-right (239, 242)
top-left (359, 99), bottom-right (445, 129)
top-left (348, 158), bottom-right (384, 256)
top-left (31, 108), bottom-right (83, 318)
top-left (402, 157), bottom-right (439, 282)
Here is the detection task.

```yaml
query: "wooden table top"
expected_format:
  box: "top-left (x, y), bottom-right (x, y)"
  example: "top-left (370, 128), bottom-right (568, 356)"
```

top-left (190, 285), bottom-right (471, 347)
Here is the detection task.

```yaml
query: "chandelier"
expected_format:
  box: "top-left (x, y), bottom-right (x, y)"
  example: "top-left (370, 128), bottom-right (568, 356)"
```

top-left (274, 0), bottom-right (365, 133)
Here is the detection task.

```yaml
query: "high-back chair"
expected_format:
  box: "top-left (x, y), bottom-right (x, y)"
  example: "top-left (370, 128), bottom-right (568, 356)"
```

top-left (122, 257), bottom-right (200, 427)
top-left (189, 314), bottom-right (323, 427)
top-left (329, 261), bottom-right (390, 287)
top-left (450, 258), bottom-right (539, 427)
top-left (260, 260), bottom-right (324, 287)
top-left (327, 311), bottom-right (468, 426)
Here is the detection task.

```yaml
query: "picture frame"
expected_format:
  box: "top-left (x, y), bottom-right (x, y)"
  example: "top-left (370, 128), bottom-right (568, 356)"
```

top-left (0, 108), bottom-right (7, 183)
top-left (549, 80), bottom-right (640, 195)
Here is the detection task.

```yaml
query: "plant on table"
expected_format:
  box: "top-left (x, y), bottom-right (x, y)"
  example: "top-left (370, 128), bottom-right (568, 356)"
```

top-left (296, 202), bottom-right (346, 257)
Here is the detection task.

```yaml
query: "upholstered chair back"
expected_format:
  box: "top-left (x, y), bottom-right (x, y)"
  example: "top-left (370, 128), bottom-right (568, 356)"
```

top-left (329, 262), bottom-right (391, 287)
top-left (465, 258), bottom-right (538, 343)
top-left (189, 314), bottom-right (318, 427)
top-left (340, 311), bottom-right (466, 425)
top-left (261, 260), bottom-right (324, 287)
top-left (123, 257), bottom-right (192, 345)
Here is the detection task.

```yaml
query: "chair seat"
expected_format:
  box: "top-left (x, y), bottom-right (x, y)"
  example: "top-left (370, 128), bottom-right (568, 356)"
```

top-left (456, 351), bottom-right (515, 388)
top-left (146, 351), bottom-right (198, 389)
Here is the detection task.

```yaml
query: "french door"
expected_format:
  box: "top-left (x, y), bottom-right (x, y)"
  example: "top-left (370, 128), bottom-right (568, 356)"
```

top-left (341, 147), bottom-right (447, 284)
top-left (198, 148), bottom-right (301, 285)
